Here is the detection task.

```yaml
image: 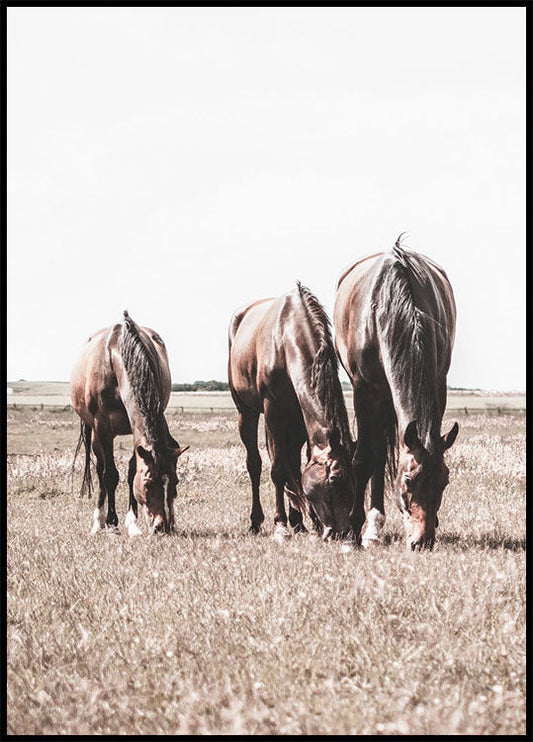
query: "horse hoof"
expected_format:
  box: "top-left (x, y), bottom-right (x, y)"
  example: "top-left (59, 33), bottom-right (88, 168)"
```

top-left (361, 537), bottom-right (382, 550)
top-left (273, 524), bottom-right (291, 543)
top-left (292, 523), bottom-right (308, 536)
top-left (125, 510), bottom-right (143, 537)
top-left (339, 542), bottom-right (355, 554)
top-left (91, 508), bottom-right (106, 534)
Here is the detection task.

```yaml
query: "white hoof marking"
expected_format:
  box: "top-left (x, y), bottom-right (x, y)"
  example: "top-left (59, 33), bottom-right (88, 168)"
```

top-left (125, 509), bottom-right (143, 537)
top-left (91, 507), bottom-right (105, 534)
top-left (273, 524), bottom-right (291, 543)
top-left (362, 508), bottom-right (385, 549)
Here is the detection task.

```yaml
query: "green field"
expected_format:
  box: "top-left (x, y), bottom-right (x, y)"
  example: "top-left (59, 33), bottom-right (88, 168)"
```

top-left (6, 405), bottom-right (526, 734)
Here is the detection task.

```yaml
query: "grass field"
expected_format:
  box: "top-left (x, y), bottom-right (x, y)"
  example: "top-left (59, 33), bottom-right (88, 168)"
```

top-left (6, 406), bottom-right (526, 734)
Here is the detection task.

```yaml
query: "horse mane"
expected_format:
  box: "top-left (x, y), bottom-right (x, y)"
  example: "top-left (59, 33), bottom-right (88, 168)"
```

top-left (376, 237), bottom-right (448, 463)
top-left (296, 282), bottom-right (353, 451)
top-left (119, 310), bottom-right (167, 464)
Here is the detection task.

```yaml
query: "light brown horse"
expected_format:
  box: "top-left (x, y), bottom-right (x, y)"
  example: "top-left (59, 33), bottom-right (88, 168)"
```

top-left (71, 311), bottom-right (188, 535)
top-left (228, 283), bottom-right (356, 540)
top-left (334, 238), bottom-right (458, 550)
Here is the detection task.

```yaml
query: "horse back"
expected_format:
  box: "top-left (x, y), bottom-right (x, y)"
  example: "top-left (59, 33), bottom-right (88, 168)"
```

top-left (70, 322), bottom-right (171, 431)
top-left (228, 297), bottom-right (282, 409)
top-left (334, 249), bottom-right (456, 387)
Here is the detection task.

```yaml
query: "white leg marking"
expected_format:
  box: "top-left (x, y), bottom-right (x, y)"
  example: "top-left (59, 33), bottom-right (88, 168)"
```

top-left (125, 508), bottom-right (143, 537)
top-left (91, 506), bottom-right (106, 534)
top-left (273, 522), bottom-right (291, 543)
top-left (362, 508), bottom-right (386, 549)
top-left (168, 498), bottom-right (175, 531)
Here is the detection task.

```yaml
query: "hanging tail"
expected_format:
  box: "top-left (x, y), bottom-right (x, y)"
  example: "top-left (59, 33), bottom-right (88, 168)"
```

top-left (72, 420), bottom-right (93, 497)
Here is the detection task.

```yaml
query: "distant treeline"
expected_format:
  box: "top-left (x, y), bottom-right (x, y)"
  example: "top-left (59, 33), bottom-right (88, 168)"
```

top-left (172, 380), bottom-right (230, 392)
top-left (171, 381), bottom-right (473, 393)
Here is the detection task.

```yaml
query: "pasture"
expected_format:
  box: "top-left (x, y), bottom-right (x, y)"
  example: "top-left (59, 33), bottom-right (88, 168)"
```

top-left (6, 404), bottom-right (526, 734)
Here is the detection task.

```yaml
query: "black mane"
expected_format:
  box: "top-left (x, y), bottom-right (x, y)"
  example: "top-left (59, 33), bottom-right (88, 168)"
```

top-left (296, 282), bottom-right (352, 450)
top-left (375, 241), bottom-right (448, 456)
top-left (119, 311), bottom-right (167, 465)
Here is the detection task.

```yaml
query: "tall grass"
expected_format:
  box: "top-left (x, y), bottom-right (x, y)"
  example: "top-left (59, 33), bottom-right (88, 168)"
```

top-left (6, 409), bottom-right (526, 734)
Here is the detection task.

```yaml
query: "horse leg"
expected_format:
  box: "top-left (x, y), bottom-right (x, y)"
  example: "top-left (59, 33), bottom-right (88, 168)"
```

top-left (349, 386), bottom-right (376, 544)
top-left (125, 452), bottom-right (142, 536)
top-left (264, 403), bottom-right (291, 541)
top-left (90, 430), bottom-right (107, 534)
top-left (238, 408), bottom-right (263, 533)
top-left (286, 433), bottom-right (307, 534)
top-left (362, 412), bottom-right (387, 548)
top-left (95, 425), bottom-right (119, 529)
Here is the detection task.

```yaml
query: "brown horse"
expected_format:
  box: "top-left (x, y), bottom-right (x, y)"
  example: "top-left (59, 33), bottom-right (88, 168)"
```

top-left (71, 311), bottom-right (188, 535)
top-left (228, 282), bottom-right (356, 541)
top-left (333, 238), bottom-right (458, 550)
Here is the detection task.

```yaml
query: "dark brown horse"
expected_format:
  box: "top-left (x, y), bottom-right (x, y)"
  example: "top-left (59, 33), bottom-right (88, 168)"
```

top-left (71, 311), bottom-right (188, 535)
top-left (333, 238), bottom-right (458, 550)
top-left (228, 282), bottom-right (356, 541)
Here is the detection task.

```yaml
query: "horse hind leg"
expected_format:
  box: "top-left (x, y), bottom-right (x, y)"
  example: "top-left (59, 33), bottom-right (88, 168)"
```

top-left (362, 429), bottom-right (387, 549)
top-left (264, 404), bottom-right (291, 542)
top-left (349, 388), bottom-right (376, 544)
top-left (90, 433), bottom-right (107, 534)
top-left (238, 409), bottom-right (263, 533)
top-left (91, 422), bottom-right (119, 533)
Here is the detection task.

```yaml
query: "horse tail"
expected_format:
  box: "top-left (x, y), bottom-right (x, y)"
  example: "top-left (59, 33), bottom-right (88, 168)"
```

top-left (72, 420), bottom-right (93, 497)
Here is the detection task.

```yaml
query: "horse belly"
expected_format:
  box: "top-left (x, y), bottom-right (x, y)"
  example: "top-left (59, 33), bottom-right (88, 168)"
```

top-left (109, 409), bottom-right (132, 437)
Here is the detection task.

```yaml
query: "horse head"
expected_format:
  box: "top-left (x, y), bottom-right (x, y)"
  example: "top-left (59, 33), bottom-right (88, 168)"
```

top-left (395, 420), bottom-right (458, 550)
top-left (301, 427), bottom-right (354, 540)
top-left (133, 442), bottom-right (188, 533)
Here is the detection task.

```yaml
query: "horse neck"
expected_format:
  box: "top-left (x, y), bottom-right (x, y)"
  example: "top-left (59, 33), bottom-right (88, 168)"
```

top-left (115, 359), bottom-right (167, 456)
top-left (377, 249), bottom-right (451, 454)
top-left (285, 351), bottom-right (351, 452)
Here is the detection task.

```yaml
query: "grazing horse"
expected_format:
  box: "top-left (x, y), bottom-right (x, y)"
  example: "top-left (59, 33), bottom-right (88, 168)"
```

top-left (71, 311), bottom-right (188, 535)
top-left (228, 282), bottom-right (356, 540)
top-left (333, 238), bottom-right (459, 549)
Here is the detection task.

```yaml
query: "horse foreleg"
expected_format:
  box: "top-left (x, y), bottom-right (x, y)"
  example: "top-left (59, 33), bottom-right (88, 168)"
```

top-left (125, 452), bottom-right (142, 537)
top-left (286, 435), bottom-right (307, 534)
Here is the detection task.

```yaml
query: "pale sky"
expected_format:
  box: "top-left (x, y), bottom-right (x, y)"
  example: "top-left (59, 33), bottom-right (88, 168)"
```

top-left (7, 7), bottom-right (526, 390)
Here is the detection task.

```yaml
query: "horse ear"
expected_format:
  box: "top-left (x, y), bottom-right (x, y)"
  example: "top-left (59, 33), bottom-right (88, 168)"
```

top-left (170, 444), bottom-right (189, 460)
top-left (137, 445), bottom-right (153, 463)
top-left (404, 420), bottom-right (421, 451)
top-left (442, 422), bottom-right (459, 450)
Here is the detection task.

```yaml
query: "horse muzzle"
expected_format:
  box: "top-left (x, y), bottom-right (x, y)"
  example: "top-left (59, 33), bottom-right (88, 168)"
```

top-left (149, 513), bottom-right (169, 534)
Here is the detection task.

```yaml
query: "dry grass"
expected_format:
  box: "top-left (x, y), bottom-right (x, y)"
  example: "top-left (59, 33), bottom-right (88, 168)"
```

top-left (6, 408), bottom-right (526, 734)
